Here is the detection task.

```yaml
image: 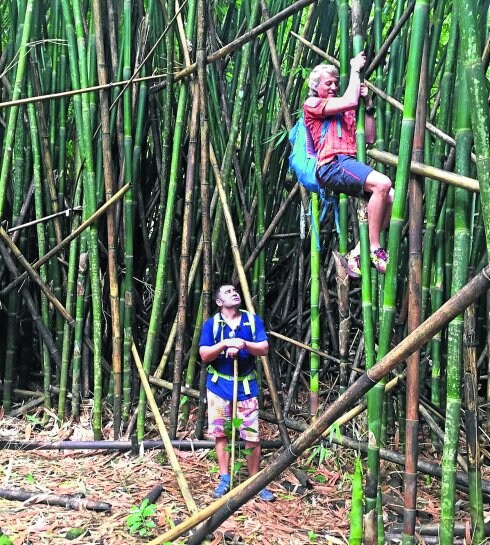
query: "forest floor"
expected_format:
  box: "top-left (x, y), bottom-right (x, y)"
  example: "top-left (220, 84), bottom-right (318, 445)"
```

top-left (0, 402), bottom-right (488, 545)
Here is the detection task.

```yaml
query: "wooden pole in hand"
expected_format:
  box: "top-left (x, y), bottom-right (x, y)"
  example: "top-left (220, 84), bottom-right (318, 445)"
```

top-left (230, 356), bottom-right (239, 489)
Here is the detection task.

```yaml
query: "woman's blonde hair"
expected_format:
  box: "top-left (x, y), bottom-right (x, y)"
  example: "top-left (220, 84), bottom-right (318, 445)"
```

top-left (307, 64), bottom-right (339, 97)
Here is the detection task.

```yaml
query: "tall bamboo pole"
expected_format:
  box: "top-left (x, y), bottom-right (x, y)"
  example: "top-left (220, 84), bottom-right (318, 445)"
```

top-left (439, 43), bottom-right (473, 545)
top-left (195, 0), bottom-right (211, 440)
top-left (402, 38), bottom-right (427, 545)
top-left (93, 0), bottom-right (123, 437)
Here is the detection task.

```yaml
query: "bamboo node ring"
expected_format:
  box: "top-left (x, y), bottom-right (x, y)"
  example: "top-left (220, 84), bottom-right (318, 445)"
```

top-left (366, 369), bottom-right (377, 383)
top-left (287, 443), bottom-right (300, 458)
top-left (481, 267), bottom-right (490, 282)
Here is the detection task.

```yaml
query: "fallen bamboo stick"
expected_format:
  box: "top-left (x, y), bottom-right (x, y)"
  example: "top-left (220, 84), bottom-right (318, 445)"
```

top-left (386, 522), bottom-right (490, 537)
top-left (258, 412), bottom-right (490, 496)
top-left (143, 484), bottom-right (165, 505)
top-left (0, 439), bottom-right (283, 451)
top-left (0, 487), bottom-right (111, 511)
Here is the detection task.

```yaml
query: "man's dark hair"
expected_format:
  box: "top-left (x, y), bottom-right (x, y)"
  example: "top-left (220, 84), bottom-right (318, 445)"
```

top-left (214, 284), bottom-right (236, 301)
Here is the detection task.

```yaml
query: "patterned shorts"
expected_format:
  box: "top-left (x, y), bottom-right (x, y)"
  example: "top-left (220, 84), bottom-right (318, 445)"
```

top-left (207, 390), bottom-right (259, 442)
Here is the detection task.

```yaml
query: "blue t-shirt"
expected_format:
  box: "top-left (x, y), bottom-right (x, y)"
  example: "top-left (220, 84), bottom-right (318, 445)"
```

top-left (199, 312), bottom-right (268, 401)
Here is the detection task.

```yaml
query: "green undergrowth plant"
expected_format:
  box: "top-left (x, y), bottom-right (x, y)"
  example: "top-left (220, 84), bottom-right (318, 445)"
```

top-left (224, 418), bottom-right (257, 476)
top-left (126, 498), bottom-right (156, 537)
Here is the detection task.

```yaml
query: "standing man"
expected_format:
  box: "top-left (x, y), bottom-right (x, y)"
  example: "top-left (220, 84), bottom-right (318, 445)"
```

top-left (304, 51), bottom-right (394, 277)
top-left (199, 284), bottom-right (275, 501)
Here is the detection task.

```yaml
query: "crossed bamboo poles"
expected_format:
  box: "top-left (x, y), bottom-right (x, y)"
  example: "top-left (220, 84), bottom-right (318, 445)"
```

top-left (3, 116), bottom-right (488, 541)
top-left (1, 0), bottom-right (489, 541)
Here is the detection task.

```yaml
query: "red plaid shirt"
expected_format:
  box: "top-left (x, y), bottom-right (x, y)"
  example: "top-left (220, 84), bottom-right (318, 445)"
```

top-left (303, 98), bottom-right (357, 166)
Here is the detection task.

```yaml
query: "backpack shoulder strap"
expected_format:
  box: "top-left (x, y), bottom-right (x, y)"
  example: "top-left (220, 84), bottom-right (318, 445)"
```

top-left (319, 119), bottom-right (332, 145)
top-left (240, 310), bottom-right (256, 341)
top-left (212, 313), bottom-right (222, 344)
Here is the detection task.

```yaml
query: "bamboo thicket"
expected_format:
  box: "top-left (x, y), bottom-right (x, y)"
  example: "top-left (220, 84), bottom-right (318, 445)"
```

top-left (0, 0), bottom-right (489, 541)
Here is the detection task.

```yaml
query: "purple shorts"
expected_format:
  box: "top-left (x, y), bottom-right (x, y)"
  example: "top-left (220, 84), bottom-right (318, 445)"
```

top-left (316, 154), bottom-right (373, 197)
top-left (207, 390), bottom-right (259, 442)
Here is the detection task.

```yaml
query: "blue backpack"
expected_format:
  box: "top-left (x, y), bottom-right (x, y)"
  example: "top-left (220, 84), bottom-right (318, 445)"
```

top-left (288, 116), bottom-right (339, 240)
top-left (288, 117), bottom-right (330, 193)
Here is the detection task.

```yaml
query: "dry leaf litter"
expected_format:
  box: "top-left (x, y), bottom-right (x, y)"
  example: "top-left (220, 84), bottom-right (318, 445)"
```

top-left (0, 403), bottom-right (487, 545)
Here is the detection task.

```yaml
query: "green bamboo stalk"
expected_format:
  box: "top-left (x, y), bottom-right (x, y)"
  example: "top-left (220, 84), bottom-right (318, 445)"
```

top-left (170, 88), bottom-right (199, 438)
top-left (377, 0), bottom-right (429, 359)
top-left (310, 192), bottom-right (320, 418)
top-left (444, 186), bottom-right (455, 302)
top-left (458, 0), bottom-right (490, 253)
top-left (27, 79), bottom-right (51, 413)
top-left (382, 0), bottom-right (405, 148)
top-left (430, 208), bottom-right (444, 414)
top-left (336, 0), bottom-right (350, 257)
top-left (71, 148), bottom-right (86, 419)
top-left (58, 184), bottom-right (82, 420)
top-left (0, 0), bottom-right (34, 217)
top-left (439, 44), bottom-right (473, 544)
top-left (121, 0), bottom-right (135, 437)
top-left (421, 14), bottom-right (458, 319)
top-left (351, 3), bottom-right (380, 542)
top-left (2, 107), bottom-right (27, 412)
top-left (138, 85), bottom-right (189, 439)
top-left (61, 0), bottom-right (104, 438)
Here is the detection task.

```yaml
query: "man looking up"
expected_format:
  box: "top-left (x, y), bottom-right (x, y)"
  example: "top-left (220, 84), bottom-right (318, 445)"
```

top-left (304, 51), bottom-right (394, 276)
top-left (199, 285), bottom-right (275, 501)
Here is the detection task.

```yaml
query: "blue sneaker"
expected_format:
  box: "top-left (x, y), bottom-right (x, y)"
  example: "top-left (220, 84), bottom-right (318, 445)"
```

top-left (258, 488), bottom-right (275, 502)
top-left (212, 475), bottom-right (230, 498)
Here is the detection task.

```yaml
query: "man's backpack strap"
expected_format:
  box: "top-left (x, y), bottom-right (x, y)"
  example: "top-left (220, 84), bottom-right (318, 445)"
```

top-left (240, 309), bottom-right (256, 342)
top-left (212, 310), bottom-right (256, 344)
top-left (319, 119), bottom-right (331, 144)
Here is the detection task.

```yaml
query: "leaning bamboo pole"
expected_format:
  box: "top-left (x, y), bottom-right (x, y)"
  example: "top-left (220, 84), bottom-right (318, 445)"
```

top-left (131, 344), bottom-right (199, 515)
top-left (210, 144), bottom-right (291, 447)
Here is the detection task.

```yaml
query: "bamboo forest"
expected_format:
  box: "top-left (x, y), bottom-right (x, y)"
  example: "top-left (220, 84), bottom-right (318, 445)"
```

top-left (0, 0), bottom-right (489, 543)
